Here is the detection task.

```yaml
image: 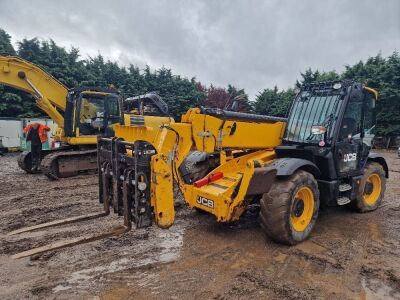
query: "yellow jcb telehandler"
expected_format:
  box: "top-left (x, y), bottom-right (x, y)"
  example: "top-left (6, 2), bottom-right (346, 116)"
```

top-left (99, 80), bottom-right (388, 244)
top-left (10, 80), bottom-right (388, 258)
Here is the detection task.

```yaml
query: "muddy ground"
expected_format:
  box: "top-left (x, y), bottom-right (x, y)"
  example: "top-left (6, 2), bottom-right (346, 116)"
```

top-left (0, 151), bottom-right (399, 299)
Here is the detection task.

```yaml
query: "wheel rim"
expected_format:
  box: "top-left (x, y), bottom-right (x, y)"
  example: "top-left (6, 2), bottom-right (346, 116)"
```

top-left (291, 186), bottom-right (314, 232)
top-left (363, 173), bottom-right (381, 205)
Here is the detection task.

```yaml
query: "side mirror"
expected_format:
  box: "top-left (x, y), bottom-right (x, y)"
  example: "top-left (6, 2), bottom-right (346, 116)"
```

top-left (311, 125), bottom-right (327, 135)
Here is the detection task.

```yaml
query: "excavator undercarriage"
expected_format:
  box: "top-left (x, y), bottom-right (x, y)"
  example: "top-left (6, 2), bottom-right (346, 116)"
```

top-left (17, 146), bottom-right (99, 179)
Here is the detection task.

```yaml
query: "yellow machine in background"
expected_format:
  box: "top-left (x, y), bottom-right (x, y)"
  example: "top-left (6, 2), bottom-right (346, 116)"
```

top-left (0, 55), bottom-right (121, 179)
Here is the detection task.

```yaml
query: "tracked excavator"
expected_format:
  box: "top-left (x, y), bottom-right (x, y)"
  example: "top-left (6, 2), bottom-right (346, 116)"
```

top-left (0, 55), bottom-right (123, 179)
top-left (9, 80), bottom-right (388, 258)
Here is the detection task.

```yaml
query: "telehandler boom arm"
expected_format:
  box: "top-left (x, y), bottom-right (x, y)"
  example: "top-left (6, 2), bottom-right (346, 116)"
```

top-left (0, 56), bottom-right (67, 127)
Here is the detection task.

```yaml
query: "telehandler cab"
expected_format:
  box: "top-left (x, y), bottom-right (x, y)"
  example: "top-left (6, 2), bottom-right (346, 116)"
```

top-left (9, 80), bottom-right (388, 258)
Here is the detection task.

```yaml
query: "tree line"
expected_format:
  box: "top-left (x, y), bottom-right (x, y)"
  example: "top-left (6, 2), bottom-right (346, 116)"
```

top-left (0, 28), bottom-right (399, 136)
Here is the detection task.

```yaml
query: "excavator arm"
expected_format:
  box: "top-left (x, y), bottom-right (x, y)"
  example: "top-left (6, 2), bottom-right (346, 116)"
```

top-left (0, 56), bottom-right (68, 127)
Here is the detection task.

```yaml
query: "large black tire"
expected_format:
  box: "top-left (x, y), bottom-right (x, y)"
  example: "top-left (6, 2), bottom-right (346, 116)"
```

top-left (260, 170), bottom-right (320, 245)
top-left (352, 162), bottom-right (386, 213)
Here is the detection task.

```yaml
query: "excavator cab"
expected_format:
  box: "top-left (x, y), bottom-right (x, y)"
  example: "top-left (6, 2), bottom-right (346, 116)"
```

top-left (64, 88), bottom-right (122, 138)
top-left (20, 88), bottom-right (122, 179)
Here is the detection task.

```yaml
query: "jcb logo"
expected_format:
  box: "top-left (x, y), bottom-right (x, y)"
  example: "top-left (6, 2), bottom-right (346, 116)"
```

top-left (344, 153), bottom-right (357, 162)
top-left (196, 196), bottom-right (214, 209)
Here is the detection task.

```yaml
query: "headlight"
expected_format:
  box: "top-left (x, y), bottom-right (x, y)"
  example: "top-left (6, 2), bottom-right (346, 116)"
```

top-left (138, 182), bottom-right (147, 191)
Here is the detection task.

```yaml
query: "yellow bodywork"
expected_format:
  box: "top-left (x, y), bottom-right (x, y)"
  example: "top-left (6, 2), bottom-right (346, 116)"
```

top-left (114, 107), bottom-right (286, 227)
top-left (114, 114), bottom-right (174, 143)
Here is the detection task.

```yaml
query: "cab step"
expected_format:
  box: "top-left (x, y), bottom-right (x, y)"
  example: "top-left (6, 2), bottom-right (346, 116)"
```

top-left (337, 196), bottom-right (351, 206)
top-left (339, 184), bottom-right (352, 192)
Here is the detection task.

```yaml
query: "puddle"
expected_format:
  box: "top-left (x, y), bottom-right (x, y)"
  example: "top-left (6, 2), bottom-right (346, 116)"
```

top-left (368, 222), bottom-right (383, 243)
top-left (273, 253), bottom-right (288, 264)
top-left (295, 240), bottom-right (327, 254)
top-left (361, 277), bottom-right (399, 300)
top-left (100, 286), bottom-right (134, 300)
top-left (52, 285), bottom-right (71, 292)
top-left (52, 225), bottom-right (185, 293)
top-left (158, 229), bottom-right (184, 263)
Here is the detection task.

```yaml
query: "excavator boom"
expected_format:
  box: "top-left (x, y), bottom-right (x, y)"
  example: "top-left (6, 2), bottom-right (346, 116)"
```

top-left (0, 56), bottom-right (68, 127)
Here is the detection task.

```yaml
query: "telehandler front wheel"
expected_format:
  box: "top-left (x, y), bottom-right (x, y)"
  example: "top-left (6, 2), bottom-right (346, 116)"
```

top-left (259, 170), bottom-right (320, 245)
top-left (352, 162), bottom-right (386, 213)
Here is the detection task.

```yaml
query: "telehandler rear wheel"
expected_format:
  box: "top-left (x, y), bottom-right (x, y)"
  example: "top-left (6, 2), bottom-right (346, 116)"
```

top-left (352, 162), bottom-right (386, 213)
top-left (260, 170), bottom-right (320, 245)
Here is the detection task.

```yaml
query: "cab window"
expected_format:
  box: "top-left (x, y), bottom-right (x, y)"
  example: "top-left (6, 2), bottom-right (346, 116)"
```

top-left (339, 97), bottom-right (362, 141)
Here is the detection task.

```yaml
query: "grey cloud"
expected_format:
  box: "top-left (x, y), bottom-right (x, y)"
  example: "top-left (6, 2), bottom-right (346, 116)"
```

top-left (1, 0), bottom-right (399, 98)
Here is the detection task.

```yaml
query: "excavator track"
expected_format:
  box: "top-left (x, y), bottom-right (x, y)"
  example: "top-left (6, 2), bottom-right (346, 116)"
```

top-left (17, 151), bottom-right (35, 174)
top-left (41, 149), bottom-right (98, 180)
top-left (18, 149), bottom-right (66, 174)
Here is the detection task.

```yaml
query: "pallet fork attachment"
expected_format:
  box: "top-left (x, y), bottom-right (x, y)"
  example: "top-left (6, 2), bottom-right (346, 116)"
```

top-left (8, 194), bottom-right (132, 260)
top-left (7, 212), bottom-right (109, 236)
top-left (11, 225), bottom-right (129, 259)
top-left (8, 138), bottom-right (135, 259)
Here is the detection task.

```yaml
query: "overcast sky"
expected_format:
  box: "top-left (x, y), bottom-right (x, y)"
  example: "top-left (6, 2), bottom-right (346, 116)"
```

top-left (1, 0), bottom-right (399, 99)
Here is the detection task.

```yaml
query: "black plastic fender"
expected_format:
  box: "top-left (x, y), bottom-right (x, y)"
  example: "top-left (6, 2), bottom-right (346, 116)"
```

top-left (246, 158), bottom-right (320, 196)
top-left (268, 158), bottom-right (321, 177)
top-left (367, 153), bottom-right (389, 178)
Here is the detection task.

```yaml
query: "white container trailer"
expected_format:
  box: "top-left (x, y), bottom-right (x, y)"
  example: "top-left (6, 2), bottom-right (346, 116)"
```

top-left (0, 118), bottom-right (22, 149)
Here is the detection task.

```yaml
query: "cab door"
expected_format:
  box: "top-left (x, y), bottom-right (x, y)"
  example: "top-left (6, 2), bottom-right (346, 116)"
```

top-left (334, 94), bottom-right (364, 177)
